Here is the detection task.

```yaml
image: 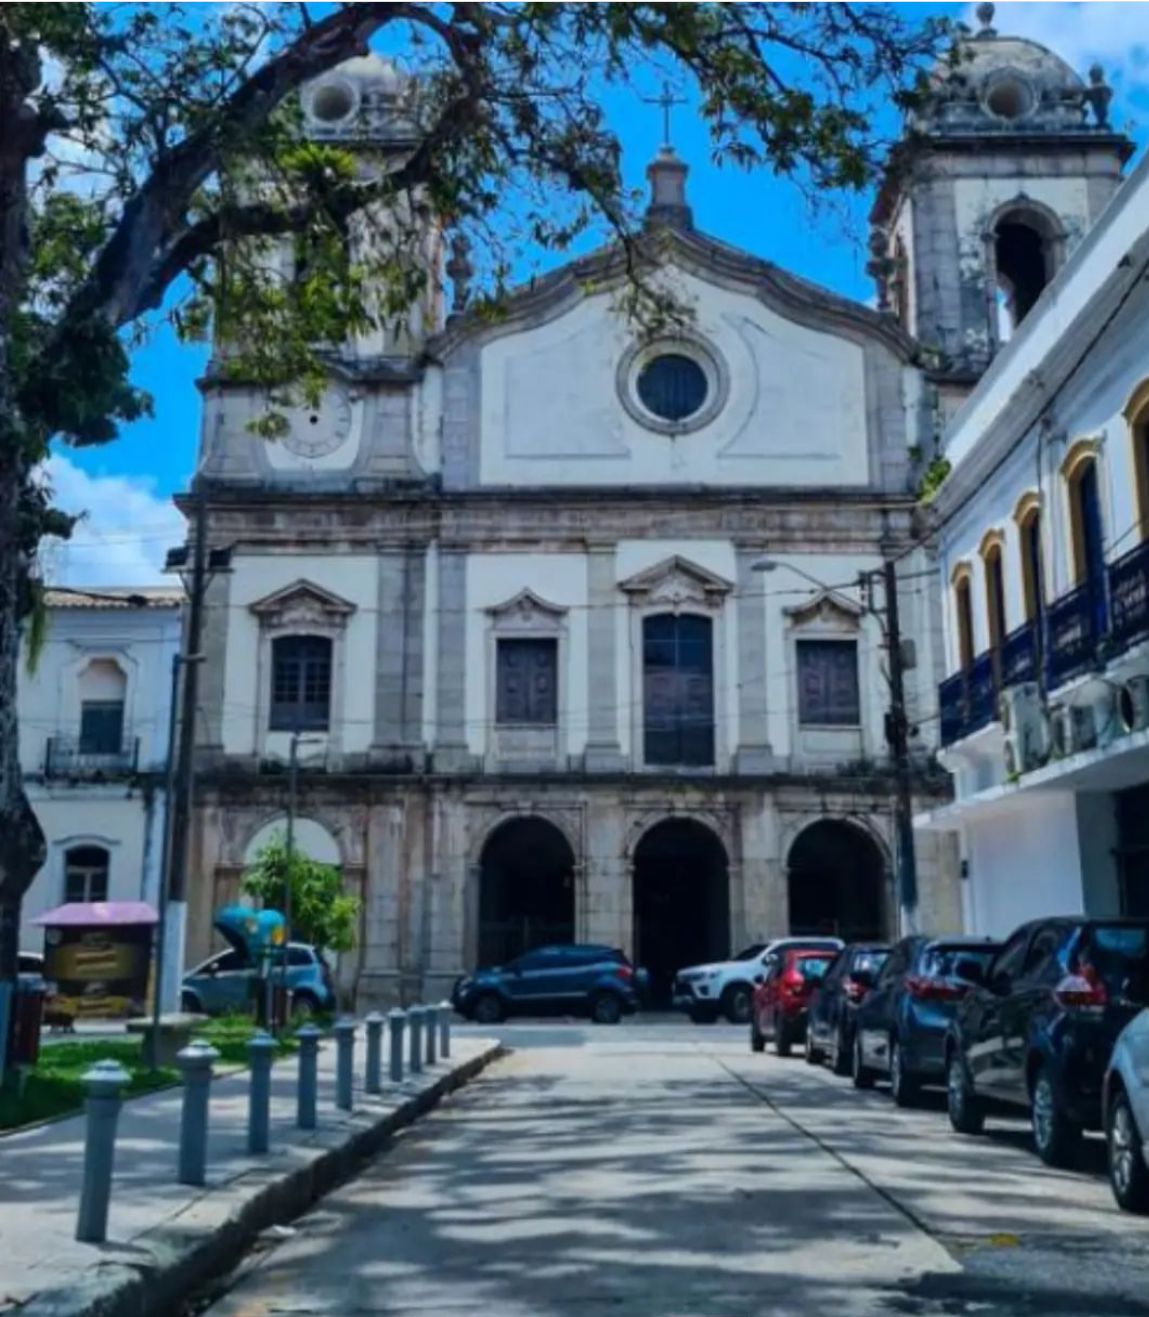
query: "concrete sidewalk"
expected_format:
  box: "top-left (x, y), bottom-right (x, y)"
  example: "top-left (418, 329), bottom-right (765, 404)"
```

top-left (0, 1029), bottom-right (500, 1317)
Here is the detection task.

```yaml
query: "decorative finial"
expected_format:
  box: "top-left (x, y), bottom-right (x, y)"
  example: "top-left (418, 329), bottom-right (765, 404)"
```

top-left (445, 234), bottom-right (472, 315)
top-left (975, 2), bottom-right (996, 34)
top-left (642, 80), bottom-right (687, 150)
top-left (1084, 64), bottom-right (1113, 127)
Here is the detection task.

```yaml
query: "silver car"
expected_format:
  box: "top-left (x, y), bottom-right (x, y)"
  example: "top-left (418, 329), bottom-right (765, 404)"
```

top-left (1104, 1008), bottom-right (1149, 1213)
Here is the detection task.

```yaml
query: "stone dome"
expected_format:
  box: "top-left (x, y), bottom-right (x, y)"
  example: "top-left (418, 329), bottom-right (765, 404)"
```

top-left (919, 3), bottom-right (1098, 134)
top-left (301, 53), bottom-right (417, 145)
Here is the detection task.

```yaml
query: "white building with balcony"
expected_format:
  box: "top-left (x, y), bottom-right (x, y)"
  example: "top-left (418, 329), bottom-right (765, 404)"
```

top-left (17, 588), bottom-right (183, 953)
top-left (919, 145), bottom-right (1149, 937)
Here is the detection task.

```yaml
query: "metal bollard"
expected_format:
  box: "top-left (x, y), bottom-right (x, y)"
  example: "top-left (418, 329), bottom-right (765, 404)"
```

top-left (176, 1042), bottom-right (219, 1186)
top-left (408, 1005), bottom-right (424, 1075)
top-left (438, 1001), bottom-right (452, 1060)
top-left (75, 1059), bottom-right (130, 1243)
top-left (334, 1017), bottom-right (356, 1111)
top-left (247, 1031), bottom-right (276, 1155)
top-left (296, 1024), bottom-right (321, 1130)
top-left (388, 1008), bottom-right (406, 1083)
top-left (364, 1012), bottom-right (384, 1095)
top-left (425, 1000), bottom-right (438, 1066)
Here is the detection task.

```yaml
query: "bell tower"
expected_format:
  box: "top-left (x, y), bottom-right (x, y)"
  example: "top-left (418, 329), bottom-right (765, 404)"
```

top-left (870, 3), bottom-right (1132, 403)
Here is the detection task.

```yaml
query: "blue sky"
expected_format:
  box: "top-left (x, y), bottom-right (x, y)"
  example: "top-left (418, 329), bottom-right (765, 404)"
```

top-left (47, 1), bottom-right (1149, 585)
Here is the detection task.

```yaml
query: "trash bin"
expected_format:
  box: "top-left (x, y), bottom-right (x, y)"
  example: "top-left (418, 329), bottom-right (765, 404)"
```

top-left (8, 979), bottom-right (46, 1067)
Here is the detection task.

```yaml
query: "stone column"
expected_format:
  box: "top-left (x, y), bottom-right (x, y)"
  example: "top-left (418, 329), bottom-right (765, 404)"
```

top-left (372, 542), bottom-right (426, 767)
top-left (433, 546), bottom-right (474, 771)
top-left (584, 797), bottom-right (629, 952)
top-left (196, 571), bottom-right (230, 762)
top-left (584, 543), bottom-right (625, 771)
top-left (733, 547), bottom-right (777, 773)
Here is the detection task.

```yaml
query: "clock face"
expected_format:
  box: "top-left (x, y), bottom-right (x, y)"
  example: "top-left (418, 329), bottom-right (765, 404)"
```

top-left (282, 387), bottom-right (354, 459)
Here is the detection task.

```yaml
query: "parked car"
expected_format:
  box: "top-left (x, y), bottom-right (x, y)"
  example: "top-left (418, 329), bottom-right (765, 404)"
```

top-left (452, 944), bottom-right (645, 1024)
top-left (750, 946), bottom-right (837, 1056)
top-left (1104, 1009), bottom-right (1149, 1212)
top-left (182, 941), bottom-right (335, 1017)
top-left (805, 943), bottom-right (890, 1074)
top-left (675, 936), bottom-right (843, 1024)
top-left (852, 935), bottom-right (999, 1103)
top-left (945, 917), bottom-right (1149, 1167)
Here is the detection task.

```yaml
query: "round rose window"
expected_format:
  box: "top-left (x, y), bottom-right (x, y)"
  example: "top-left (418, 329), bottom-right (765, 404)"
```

top-left (636, 353), bottom-right (709, 422)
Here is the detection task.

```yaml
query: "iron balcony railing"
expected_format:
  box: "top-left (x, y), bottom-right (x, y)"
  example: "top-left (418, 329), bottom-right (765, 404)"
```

top-left (44, 735), bottom-right (140, 779)
top-left (1001, 621), bottom-right (1039, 688)
top-left (1045, 582), bottom-right (1106, 689)
top-left (938, 651), bottom-right (998, 747)
top-left (1109, 538), bottom-right (1149, 652)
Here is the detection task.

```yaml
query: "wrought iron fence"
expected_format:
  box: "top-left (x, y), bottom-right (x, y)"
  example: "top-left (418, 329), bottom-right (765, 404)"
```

top-left (1109, 539), bottom-right (1149, 652)
top-left (45, 735), bottom-right (140, 779)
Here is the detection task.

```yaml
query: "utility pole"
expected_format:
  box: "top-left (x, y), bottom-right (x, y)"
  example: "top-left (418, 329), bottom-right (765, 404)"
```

top-left (146, 653), bottom-right (182, 1069)
top-left (166, 490), bottom-right (209, 990)
top-left (882, 558), bottom-right (919, 933)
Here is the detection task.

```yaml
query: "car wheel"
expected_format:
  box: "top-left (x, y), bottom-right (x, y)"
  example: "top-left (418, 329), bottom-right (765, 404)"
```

top-left (750, 1018), bottom-right (766, 1054)
top-left (775, 1023), bottom-right (793, 1058)
top-left (1032, 1066), bottom-right (1082, 1168)
top-left (291, 990), bottom-right (320, 1020)
top-left (947, 1050), bottom-right (985, 1135)
top-left (1108, 1089), bottom-right (1149, 1214)
top-left (805, 1028), bottom-right (824, 1066)
top-left (831, 1024), bottom-right (852, 1077)
top-left (890, 1038), bottom-right (919, 1108)
top-left (852, 1033), bottom-right (875, 1089)
top-left (472, 992), bottom-right (504, 1025)
top-left (722, 983), bottom-right (753, 1025)
top-left (591, 992), bottom-right (622, 1025)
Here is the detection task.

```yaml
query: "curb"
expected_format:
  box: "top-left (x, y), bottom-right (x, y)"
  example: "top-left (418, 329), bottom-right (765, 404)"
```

top-left (16, 1042), bottom-right (504, 1317)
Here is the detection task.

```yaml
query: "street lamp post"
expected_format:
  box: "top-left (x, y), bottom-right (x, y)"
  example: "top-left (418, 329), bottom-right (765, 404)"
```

top-left (752, 556), bottom-right (918, 933)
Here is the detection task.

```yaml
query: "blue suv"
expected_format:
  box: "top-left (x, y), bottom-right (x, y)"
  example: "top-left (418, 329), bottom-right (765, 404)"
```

top-left (452, 944), bottom-right (645, 1024)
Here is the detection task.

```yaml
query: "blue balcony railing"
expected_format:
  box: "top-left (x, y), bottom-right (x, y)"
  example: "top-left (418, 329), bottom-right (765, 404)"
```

top-left (1109, 539), bottom-right (1149, 652)
top-left (1046, 583), bottom-right (1104, 689)
top-left (938, 653), bottom-right (998, 747)
top-left (1001, 621), bottom-right (1038, 688)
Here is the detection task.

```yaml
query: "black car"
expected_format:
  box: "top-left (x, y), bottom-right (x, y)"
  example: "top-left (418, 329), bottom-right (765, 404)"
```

top-left (853, 935), bottom-right (999, 1104)
top-left (945, 917), bottom-right (1149, 1166)
top-left (451, 944), bottom-right (647, 1024)
top-left (805, 943), bottom-right (890, 1075)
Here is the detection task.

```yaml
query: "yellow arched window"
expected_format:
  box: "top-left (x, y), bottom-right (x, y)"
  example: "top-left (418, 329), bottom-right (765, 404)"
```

top-left (979, 531), bottom-right (1007, 653)
top-left (952, 564), bottom-right (975, 672)
top-left (1013, 492), bottom-right (1044, 623)
top-left (1124, 380), bottom-right (1149, 543)
top-left (1061, 439), bottom-right (1103, 589)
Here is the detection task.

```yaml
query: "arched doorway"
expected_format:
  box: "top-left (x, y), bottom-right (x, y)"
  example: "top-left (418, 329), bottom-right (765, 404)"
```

top-left (632, 819), bottom-right (729, 1005)
top-left (787, 820), bottom-right (886, 942)
top-left (478, 817), bottom-right (575, 967)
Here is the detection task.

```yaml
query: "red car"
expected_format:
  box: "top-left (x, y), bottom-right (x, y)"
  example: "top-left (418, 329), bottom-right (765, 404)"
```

top-left (751, 947), bottom-right (837, 1057)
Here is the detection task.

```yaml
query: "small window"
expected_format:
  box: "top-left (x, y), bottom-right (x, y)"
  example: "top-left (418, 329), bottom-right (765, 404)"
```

top-left (63, 845), bottom-right (110, 903)
top-left (271, 635), bottom-right (332, 731)
top-left (984, 547), bottom-right (1006, 652)
top-left (1020, 511), bottom-right (1044, 622)
top-left (954, 575), bottom-right (975, 670)
top-left (796, 640), bottom-right (860, 727)
top-left (643, 613), bottom-right (714, 766)
top-left (286, 946), bottom-right (314, 967)
top-left (636, 354), bottom-right (708, 422)
top-left (496, 638), bottom-right (557, 726)
top-left (79, 700), bottom-right (125, 755)
top-left (211, 949), bottom-right (248, 973)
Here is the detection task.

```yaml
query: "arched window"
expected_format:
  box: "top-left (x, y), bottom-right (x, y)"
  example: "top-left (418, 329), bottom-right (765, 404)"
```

top-left (642, 614), bottom-right (714, 766)
top-left (1014, 495), bottom-right (1045, 624)
top-left (981, 536), bottom-right (1007, 655)
top-left (991, 205), bottom-right (1062, 341)
top-left (1125, 381), bottom-right (1149, 543)
top-left (78, 658), bottom-right (127, 755)
top-left (270, 635), bottom-right (332, 731)
top-left (64, 845), bottom-right (110, 903)
top-left (1064, 444), bottom-right (1108, 637)
top-left (952, 567), bottom-right (975, 672)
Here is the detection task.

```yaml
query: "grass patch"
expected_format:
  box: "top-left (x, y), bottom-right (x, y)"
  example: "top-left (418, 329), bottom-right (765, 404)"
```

top-left (0, 1039), bottom-right (176, 1132)
top-left (192, 1014), bottom-right (299, 1066)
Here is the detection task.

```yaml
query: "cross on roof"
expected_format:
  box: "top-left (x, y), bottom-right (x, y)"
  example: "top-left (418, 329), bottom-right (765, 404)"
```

top-left (642, 80), bottom-right (687, 149)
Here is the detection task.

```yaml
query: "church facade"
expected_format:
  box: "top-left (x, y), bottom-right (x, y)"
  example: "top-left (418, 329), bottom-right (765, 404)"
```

top-left (180, 13), bottom-right (1127, 1008)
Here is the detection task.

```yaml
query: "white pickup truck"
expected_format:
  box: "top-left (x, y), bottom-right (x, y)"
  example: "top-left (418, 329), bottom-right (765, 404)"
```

top-left (672, 936), bottom-right (844, 1023)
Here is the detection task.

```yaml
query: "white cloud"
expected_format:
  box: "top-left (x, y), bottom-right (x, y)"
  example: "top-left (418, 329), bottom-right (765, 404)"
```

top-left (38, 454), bottom-right (185, 587)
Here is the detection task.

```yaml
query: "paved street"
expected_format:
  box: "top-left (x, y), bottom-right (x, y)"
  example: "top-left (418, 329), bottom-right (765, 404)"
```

top-left (202, 1021), bottom-right (1149, 1317)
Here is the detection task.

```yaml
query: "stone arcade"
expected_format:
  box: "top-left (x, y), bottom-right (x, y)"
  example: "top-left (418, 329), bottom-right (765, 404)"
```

top-left (180, 13), bottom-right (1127, 1006)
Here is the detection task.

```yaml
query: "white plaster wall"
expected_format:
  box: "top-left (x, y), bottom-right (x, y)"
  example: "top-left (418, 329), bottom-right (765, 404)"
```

top-left (244, 815), bottom-right (342, 866)
top-left (18, 793), bottom-right (157, 950)
top-left (18, 604), bottom-right (182, 775)
top-left (478, 268), bottom-right (874, 488)
top-left (223, 553), bottom-right (379, 756)
top-left (963, 790), bottom-right (1085, 938)
top-left (463, 554), bottom-right (589, 758)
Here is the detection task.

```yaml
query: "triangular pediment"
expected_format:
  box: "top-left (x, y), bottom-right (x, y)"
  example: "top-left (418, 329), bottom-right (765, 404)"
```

top-left (619, 555), bottom-right (733, 610)
top-left (784, 589), bottom-right (863, 629)
top-left (249, 580), bottom-right (356, 627)
top-left (485, 588), bottom-right (568, 622)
